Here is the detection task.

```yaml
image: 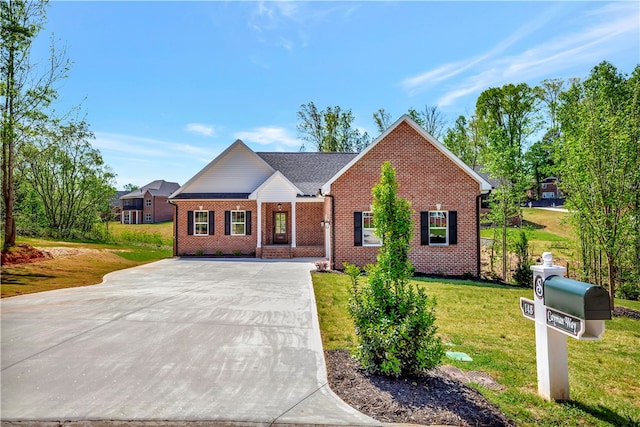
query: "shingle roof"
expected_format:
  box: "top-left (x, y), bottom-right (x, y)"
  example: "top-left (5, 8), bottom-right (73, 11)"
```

top-left (256, 152), bottom-right (358, 195)
top-left (120, 180), bottom-right (181, 199)
top-left (472, 166), bottom-right (499, 189)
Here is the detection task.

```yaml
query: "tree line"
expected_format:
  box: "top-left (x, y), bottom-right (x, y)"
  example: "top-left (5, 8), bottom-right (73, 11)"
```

top-left (2, 0), bottom-right (115, 249)
top-left (2, 1), bottom-right (637, 304)
top-left (297, 62), bottom-right (640, 305)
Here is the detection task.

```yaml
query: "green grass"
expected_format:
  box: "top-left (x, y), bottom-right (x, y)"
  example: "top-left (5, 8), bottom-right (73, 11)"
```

top-left (1, 224), bottom-right (173, 298)
top-left (312, 273), bottom-right (640, 426)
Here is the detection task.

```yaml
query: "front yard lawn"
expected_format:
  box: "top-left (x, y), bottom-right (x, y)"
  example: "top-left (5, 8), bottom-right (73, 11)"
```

top-left (312, 271), bottom-right (640, 427)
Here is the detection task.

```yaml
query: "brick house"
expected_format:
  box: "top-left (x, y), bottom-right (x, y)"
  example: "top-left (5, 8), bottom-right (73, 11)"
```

top-left (120, 180), bottom-right (180, 224)
top-left (539, 177), bottom-right (563, 200)
top-left (169, 115), bottom-right (491, 276)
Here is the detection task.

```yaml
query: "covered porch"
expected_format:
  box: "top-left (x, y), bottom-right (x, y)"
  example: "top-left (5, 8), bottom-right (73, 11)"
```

top-left (255, 200), bottom-right (329, 259)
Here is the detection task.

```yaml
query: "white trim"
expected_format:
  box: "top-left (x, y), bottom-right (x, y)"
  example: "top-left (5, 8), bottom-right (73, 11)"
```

top-left (428, 210), bottom-right (448, 246)
top-left (257, 206), bottom-right (262, 248)
top-left (170, 140), bottom-right (275, 199)
top-left (321, 115), bottom-right (492, 194)
top-left (362, 211), bottom-right (382, 247)
top-left (249, 171), bottom-right (303, 200)
top-left (230, 210), bottom-right (246, 236)
top-left (194, 210), bottom-right (209, 236)
top-left (291, 201), bottom-right (296, 248)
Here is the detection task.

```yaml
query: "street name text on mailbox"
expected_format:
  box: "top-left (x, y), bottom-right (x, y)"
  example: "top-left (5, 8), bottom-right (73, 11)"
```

top-left (526, 252), bottom-right (611, 401)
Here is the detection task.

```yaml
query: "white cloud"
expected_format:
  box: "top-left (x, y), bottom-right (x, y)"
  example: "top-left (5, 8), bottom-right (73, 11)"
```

top-left (185, 123), bottom-right (216, 137)
top-left (93, 132), bottom-right (215, 159)
top-left (402, 2), bottom-right (638, 107)
top-left (235, 126), bottom-right (301, 148)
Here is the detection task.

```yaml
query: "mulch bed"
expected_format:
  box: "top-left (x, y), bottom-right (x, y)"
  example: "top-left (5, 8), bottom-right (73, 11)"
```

top-left (1, 244), bottom-right (52, 265)
top-left (325, 349), bottom-right (516, 426)
top-left (613, 306), bottom-right (640, 320)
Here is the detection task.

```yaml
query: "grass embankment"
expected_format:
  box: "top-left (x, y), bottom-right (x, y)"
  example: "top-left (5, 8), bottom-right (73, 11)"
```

top-left (1, 222), bottom-right (173, 298)
top-left (312, 272), bottom-right (640, 426)
top-left (481, 208), bottom-right (576, 277)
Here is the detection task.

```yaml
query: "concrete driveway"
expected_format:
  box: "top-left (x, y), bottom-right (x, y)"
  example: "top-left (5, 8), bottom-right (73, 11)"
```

top-left (1, 258), bottom-right (378, 426)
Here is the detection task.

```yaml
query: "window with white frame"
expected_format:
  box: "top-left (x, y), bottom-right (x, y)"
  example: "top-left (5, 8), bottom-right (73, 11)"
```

top-left (542, 192), bottom-right (555, 199)
top-left (541, 183), bottom-right (547, 190)
top-left (231, 210), bottom-right (246, 235)
top-left (123, 212), bottom-right (130, 223)
top-left (146, 199), bottom-right (152, 207)
top-left (194, 210), bottom-right (209, 235)
top-left (145, 213), bottom-right (152, 222)
top-left (429, 211), bottom-right (448, 245)
top-left (362, 211), bottom-right (382, 246)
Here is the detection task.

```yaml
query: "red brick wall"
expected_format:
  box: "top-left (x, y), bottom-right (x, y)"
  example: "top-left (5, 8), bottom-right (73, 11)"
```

top-left (330, 121), bottom-right (481, 276)
top-left (296, 202), bottom-right (324, 246)
top-left (142, 192), bottom-right (174, 223)
top-left (173, 200), bottom-right (258, 256)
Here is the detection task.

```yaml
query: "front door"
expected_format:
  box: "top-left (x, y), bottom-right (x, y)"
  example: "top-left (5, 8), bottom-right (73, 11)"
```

top-left (273, 212), bottom-right (288, 244)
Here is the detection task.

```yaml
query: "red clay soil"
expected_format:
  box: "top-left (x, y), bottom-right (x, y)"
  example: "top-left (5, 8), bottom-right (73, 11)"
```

top-left (1, 244), bottom-right (52, 265)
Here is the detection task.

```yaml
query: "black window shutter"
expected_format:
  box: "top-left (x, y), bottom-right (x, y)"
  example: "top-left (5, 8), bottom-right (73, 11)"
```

top-left (354, 212), bottom-right (362, 246)
top-left (420, 212), bottom-right (429, 245)
top-left (208, 211), bottom-right (215, 235)
top-left (224, 211), bottom-right (231, 235)
top-left (246, 211), bottom-right (252, 235)
top-left (187, 211), bottom-right (194, 235)
top-left (449, 211), bottom-right (458, 245)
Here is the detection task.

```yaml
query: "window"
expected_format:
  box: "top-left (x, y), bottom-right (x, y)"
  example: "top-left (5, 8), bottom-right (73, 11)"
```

top-left (362, 212), bottom-right (381, 246)
top-left (541, 183), bottom-right (548, 190)
top-left (123, 213), bottom-right (130, 223)
top-left (145, 213), bottom-right (152, 223)
top-left (194, 210), bottom-right (209, 235)
top-left (542, 192), bottom-right (555, 199)
top-left (146, 199), bottom-right (152, 207)
top-left (421, 211), bottom-right (457, 246)
top-left (429, 211), bottom-right (448, 245)
top-left (231, 210), bottom-right (246, 235)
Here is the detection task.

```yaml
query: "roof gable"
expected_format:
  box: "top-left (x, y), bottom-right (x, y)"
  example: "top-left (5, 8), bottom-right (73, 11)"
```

top-left (321, 115), bottom-right (492, 193)
top-left (171, 140), bottom-right (275, 199)
top-left (249, 171), bottom-right (303, 201)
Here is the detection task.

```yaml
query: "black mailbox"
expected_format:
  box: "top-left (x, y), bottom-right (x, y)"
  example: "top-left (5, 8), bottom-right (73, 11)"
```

top-left (544, 276), bottom-right (612, 320)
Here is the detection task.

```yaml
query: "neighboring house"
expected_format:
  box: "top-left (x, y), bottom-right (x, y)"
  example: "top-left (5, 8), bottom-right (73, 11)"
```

top-left (539, 177), bottom-right (563, 200)
top-left (120, 180), bottom-right (180, 224)
top-left (169, 115), bottom-right (492, 276)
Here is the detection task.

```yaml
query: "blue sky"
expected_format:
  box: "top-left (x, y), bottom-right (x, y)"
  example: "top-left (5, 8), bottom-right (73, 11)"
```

top-left (34, 1), bottom-right (639, 189)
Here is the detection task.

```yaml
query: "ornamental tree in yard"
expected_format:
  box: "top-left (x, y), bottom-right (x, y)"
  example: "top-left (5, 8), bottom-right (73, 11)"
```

top-left (347, 161), bottom-right (444, 377)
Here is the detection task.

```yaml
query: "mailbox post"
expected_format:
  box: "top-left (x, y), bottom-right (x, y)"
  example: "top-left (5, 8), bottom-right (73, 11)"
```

top-left (523, 252), bottom-right (611, 401)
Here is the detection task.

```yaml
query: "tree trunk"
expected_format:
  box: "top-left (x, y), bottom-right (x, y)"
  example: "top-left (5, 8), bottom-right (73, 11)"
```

top-left (502, 221), bottom-right (507, 281)
top-left (2, 34), bottom-right (16, 251)
top-left (606, 254), bottom-right (615, 310)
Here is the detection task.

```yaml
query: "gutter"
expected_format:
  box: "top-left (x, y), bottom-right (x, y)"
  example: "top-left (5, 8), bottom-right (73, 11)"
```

top-left (168, 199), bottom-right (178, 256)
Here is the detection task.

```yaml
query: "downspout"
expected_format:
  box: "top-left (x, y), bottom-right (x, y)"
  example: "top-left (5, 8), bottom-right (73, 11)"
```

top-left (476, 194), bottom-right (481, 277)
top-left (326, 194), bottom-right (336, 270)
top-left (168, 199), bottom-right (178, 256)
top-left (318, 188), bottom-right (336, 270)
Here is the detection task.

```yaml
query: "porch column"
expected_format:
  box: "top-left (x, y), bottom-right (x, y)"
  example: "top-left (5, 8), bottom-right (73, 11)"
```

top-left (325, 222), bottom-right (331, 259)
top-left (291, 200), bottom-right (296, 248)
top-left (256, 200), bottom-right (262, 248)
